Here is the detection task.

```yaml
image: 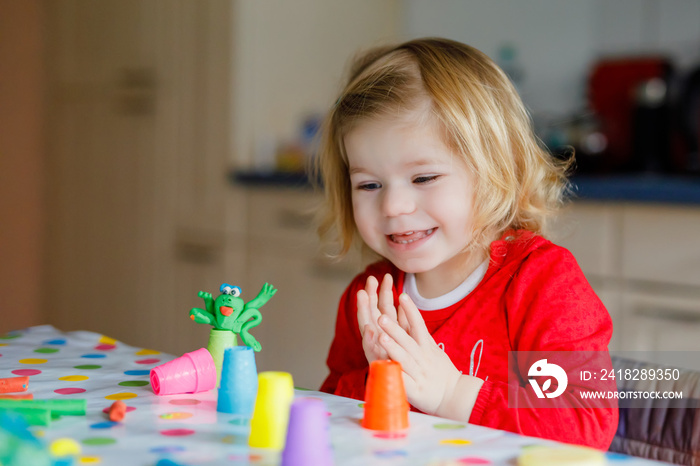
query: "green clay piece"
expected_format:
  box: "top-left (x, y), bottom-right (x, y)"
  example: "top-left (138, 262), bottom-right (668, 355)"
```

top-left (189, 282), bottom-right (276, 352)
top-left (3, 407), bottom-right (51, 426)
top-left (0, 399), bottom-right (87, 417)
top-left (81, 437), bottom-right (117, 446)
top-left (207, 329), bottom-right (237, 386)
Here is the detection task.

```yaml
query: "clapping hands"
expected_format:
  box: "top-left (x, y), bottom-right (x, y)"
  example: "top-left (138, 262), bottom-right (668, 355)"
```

top-left (357, 274), bottom-right (396, 364)
top-left (356, 273), bottom-right (483, 420)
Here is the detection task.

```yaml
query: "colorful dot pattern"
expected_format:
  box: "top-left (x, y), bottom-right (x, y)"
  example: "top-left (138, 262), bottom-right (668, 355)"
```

top-left (0, 326), bottom-right (655, 465)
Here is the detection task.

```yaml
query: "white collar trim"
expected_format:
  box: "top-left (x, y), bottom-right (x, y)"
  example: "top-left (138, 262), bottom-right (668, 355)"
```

top-left (402, 260), bottom-right (489, 311)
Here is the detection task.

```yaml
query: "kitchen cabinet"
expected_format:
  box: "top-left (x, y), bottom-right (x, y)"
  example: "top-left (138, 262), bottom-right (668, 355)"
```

top-left (240, 187), bottom-right (364, 390)
top-left (620, 205), bottom-right (700, 287)
top-left (43, 0), bottom-right (238, 355)
top-left (550, 201), bottom-right (700, 354)
top-left (620, 290), bottom-right (700, 352)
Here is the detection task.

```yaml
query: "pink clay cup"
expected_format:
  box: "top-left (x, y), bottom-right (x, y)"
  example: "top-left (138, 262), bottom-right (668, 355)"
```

top-left (150, 347), bottom-right (216, 395)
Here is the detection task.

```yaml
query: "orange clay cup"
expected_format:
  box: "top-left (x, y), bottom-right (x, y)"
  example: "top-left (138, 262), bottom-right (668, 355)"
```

top-left (362, 359), bottom-right (409, 431)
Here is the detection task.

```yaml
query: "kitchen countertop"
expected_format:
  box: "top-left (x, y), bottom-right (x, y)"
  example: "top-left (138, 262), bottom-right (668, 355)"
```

top-left (570, 174), bottom-right (700, 204)
top-left (231, 170), bottom-right (700, 205)
top-left (230, 170), bottom-right (313, 189)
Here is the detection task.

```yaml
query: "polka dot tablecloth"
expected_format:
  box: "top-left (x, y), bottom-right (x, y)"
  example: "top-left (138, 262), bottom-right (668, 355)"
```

top-left (0, 326), bottom-right (670, 466)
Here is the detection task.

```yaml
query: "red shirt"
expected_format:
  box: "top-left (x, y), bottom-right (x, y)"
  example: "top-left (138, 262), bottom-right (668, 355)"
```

top-left (320, 230), bottom-right (618, 449)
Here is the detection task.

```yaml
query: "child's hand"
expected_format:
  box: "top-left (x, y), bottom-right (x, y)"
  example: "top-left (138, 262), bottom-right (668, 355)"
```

top-left (377, 293), bottom-right (483, 420)
top-left (356, 274), bottom-right (402, 365)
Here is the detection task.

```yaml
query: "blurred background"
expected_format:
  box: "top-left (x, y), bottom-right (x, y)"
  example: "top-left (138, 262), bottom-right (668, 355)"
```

top-left (2, 0), bottom-right (700, 389)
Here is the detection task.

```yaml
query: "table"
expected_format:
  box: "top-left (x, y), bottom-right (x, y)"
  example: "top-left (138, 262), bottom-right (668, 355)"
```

top-left (0, 325), bottom-right (670, 465)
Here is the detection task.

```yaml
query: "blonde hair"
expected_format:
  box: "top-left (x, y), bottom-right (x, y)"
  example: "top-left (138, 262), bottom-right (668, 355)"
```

top-left (313, 37), bottom-right (571, 258)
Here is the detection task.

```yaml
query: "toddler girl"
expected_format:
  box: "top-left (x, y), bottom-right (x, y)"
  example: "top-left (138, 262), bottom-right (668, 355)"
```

top-left (315, 37), bottom-right (617, 449)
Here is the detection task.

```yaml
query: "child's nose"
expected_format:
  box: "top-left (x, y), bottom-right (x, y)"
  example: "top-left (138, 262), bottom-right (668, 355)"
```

top-left (380, 186), bottom-right (415, 217)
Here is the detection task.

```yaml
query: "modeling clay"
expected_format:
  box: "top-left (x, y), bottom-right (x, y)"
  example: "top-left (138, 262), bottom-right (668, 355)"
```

top-left (49, 437), bottom-right (81, 457)
top-left (249, 371), bottom-right (294, 450)
top-left (0, 393), bottom-right (33, 400)
top-left (0, 376), bottom-right (29, 394)
top-left (189, 282), bottom-right (276, 352)
top-left (0, 399), bottom-right (87, 425)
top-left (217, 346), bottom-right (258, 415)
top-left (107, 400), bottom-right (127, 421)
top-left (150, 348), bottom-right (216, 396)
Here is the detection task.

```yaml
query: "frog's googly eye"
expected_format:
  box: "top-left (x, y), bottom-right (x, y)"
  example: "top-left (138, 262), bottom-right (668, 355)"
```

top-left (220, 283), bottom-right (241, 296)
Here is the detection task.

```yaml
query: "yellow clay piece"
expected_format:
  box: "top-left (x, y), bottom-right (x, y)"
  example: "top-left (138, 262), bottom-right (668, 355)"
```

top-left (518, 445), bottom-right (606, 466)
top-left (50, 437), bottom-right (82, 457)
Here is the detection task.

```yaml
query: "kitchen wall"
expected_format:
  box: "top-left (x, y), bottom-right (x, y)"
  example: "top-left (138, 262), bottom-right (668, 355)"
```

top-left (594, 0), bottom-right (700, 67)
top-left (230, 0), bottom-right (400, 169)
top-left (230, 0), bottom-right (700, 170)
top-left (403, 0), bottom-right (595, 117)
top-left (402, 0), bottom-right (700, 119)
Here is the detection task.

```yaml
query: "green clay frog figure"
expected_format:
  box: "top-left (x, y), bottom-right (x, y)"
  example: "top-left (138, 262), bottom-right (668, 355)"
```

top-left (189, 282), bottom-right (277, 352)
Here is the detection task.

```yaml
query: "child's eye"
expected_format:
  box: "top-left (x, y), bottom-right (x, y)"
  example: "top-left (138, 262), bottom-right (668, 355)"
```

top-left (357, 182), bottom-right (381, 191)
top-left (413, 175), bottom-right (439, 184)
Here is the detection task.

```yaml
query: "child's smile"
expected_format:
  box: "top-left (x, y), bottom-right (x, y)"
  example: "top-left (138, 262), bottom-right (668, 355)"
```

top-left (388, 228), bottom-right (436, 246)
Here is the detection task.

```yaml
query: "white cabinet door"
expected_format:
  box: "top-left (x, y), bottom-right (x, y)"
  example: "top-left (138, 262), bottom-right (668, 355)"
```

top-left (621, 205), bottom-right (700, 287)
top-left (44, 0), bottom-right (236, 352)
top-left (146, 0), bottom-right (238, 356)
top-left (244, 252), bottom-right (352, 391)
top-left (45, 0), bottom-right (160, 344)
top-left (244, 188), bottom-right (363, 390)
top-left (621, 291), bottom-right (700, 353)
top-left (549, 202), bottom-right (622, 279)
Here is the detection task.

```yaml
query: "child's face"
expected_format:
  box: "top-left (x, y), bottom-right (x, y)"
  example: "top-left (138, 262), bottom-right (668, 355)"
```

top-left (345, 112), bottom-right (478, 278)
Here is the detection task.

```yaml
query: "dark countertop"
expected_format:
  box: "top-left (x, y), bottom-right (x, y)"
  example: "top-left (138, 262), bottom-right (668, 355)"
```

top-left (231, 170), bottom-right (700, 205)
top-left (570, 174), bottom-right (700, 204)
top-left (231, 170), bottom-right (313, 189)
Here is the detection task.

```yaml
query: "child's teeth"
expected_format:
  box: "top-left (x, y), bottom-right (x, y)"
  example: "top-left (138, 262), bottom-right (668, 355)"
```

top-left (392, 229), bottom-right (434, 244)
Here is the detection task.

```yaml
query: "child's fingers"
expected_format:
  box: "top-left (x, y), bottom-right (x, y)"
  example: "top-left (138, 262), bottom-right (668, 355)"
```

top-left (356, 290), bottom-right (372, 336)
top-left (377, 331), bottom-right (418, 375)
top-left (362, 325), bottom-right (389, 361)
top-left (397, 304), bottom-right (411, 333)
top-left (362, 324), bottom-right (374, 344)
top-left (401, 372), bottom-right (417, 400)
top-left (399, 293), bottom-right (432, 345)
top-left (364, 275), bottom-right (383, 323)
top-left (365, 275), bottom-right (379, 312)
top-left (378, 273), bottom-right (397, 321)
top-left (374, 342), bottom-right (389, 361)
top-left (378, 314), bottom-right (420, 356)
